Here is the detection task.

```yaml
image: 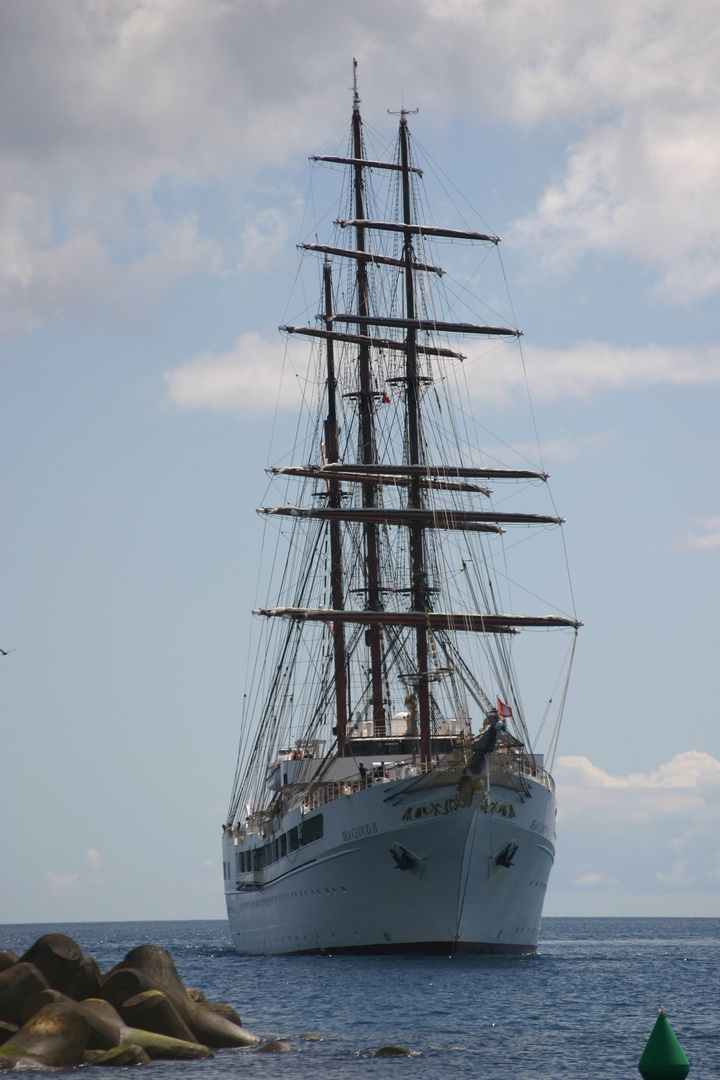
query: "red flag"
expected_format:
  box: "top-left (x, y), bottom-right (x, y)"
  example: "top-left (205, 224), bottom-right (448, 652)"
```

top-left (317, 604), bottom-right (334, 636)
top-left (382, 392), bottom-right (390, 404)
top-left (497, 697), bottom-right (513, 719)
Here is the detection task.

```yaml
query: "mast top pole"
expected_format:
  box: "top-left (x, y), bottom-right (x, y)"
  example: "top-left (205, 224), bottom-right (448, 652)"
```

top-left (352, 58), bottom-right (360, 113)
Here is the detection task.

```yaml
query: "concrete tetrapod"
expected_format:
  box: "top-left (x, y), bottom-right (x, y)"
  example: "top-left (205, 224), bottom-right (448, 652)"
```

top-left (101, 961), bottom-right (259, 1047)
top-left (77, 998), bottom-right (125, 1043)
top-left (100, 967), bottom-right (160, 1011)
top-left (119, 989), bottom-right (198, 1043)
top-left (638, 1009), bottom-right (690, 1080)
top-left (66, 994), bottom-right (212, 1061)
top-left (116, 1028), bottom-right (212, 1060)
top-left (21, 935), bottom-right (102, 1001)
top-left (90, 1043), bottom-right (153, 1067)
top-left (186, 1002), bottom-right (260, 1047)
top-left (105, 946), bottom-right (187, 1004)
top-left (204, 1001), bottom-right (243, 1027)
top-left (0, 1002), bottom-right (91, 1069)
top-left (5, 934), bottom-right (260, 1065)
top-left (0, 1024), bottom-right (17, 1048)
top-left (108, 944), bottom-right (259, 1045)
top-left (0, 957), bottom-right (18, 977)
top-left (0, 963), bottom-right (51, 1027)
top-left (19, 991), bottom-right (121, 1050)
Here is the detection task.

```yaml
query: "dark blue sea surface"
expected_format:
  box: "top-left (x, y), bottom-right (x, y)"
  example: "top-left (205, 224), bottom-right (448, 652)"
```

top-left (1, 918), bottom-right (718, 1078)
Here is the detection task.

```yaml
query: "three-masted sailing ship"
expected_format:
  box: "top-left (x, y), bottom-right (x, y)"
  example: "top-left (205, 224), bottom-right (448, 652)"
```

top-left (222, 69), bottom-right (580, 954)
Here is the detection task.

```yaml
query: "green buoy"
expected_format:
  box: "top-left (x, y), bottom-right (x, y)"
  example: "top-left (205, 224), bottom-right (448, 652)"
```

top-left (638, 1008), bottom-right (690, 1080)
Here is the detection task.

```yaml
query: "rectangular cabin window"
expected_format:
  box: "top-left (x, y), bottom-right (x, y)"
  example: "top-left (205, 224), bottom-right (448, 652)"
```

top-left (300, 813), bottom-right (324, 846)
top-left (274, 839), bottom-right (280, 862)
top-left (253, 848), bottom-right (263, 871)
top-left (281, 833), bottom-right (287, 858)
top-left (288, 827), bottom-right (299, 852)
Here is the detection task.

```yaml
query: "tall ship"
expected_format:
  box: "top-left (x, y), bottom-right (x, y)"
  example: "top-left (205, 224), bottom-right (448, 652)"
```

top-left (222, 68), bottom-right (580, 955)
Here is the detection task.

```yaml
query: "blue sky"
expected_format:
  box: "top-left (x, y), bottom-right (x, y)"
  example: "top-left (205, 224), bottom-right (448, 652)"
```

top-left (1, 0), bottom-right (719, 923)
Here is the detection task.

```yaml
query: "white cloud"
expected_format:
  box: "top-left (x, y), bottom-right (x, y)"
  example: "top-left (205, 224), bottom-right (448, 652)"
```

top-left (45, 871), bottom-right (79, 895)
top-left (462, 341), bottom-right (720, 406)
top-left (0, 164), bottom-right (224, 333)
top-left (0, 0), bottom-right (337, 334)
top-left (480, 430), bottom-right (619, 468)
top-left (655, 860), bottom-right (689, 887)
top-left (45, 851), bottom-right (104, 896)
top-left (536, 431), bottom-right (618, 463)
top-left (494, 0), bottom-right (720, 297)
top-left (165, 336), bottom-right (720, 418)
top-left (551, 752), bottom-right (720, 895)
top-left (1, 0), bottom-right (719, 335)
top-left (512, 112), bottom-right (720, 300)
top-left (673, 515), bottom-right (720, 552)
top-left (556, 750), bottom-right (720, 797)
top-left (163, 332), bottom-right (304, 416)
top-left (239, 208), bottom-right (296, 273)
top-left (573, 869), bottom-right (605, 886)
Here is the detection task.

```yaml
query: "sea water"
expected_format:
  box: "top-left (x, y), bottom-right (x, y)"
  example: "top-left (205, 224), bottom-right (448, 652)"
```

top-left (1, 918), bottom-right (718, 1078)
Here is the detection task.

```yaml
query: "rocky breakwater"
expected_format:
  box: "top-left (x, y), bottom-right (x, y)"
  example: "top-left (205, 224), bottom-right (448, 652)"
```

top-left (0, 934), bottom-right (260, 1069)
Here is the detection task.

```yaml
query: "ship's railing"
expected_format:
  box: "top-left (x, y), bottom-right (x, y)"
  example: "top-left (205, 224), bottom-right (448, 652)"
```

top-left (297, 756), bottom-right (440, 812)
top-left (520, 756), bottom-right (555, 793)
top-left (298, 754), bottom-right (559, 814)
top-left (302, 754), bottom-right (478, 812)
top-left (299, 759), bottom-right (436, 813)
top-left (223, 752), bottom-right (554, 836)
top-left (489, 751), bottom-right (555, 795)
top-left (300, 773), bottom-right (375, 813)
top-left (224, 807), bottom-right (274, 842)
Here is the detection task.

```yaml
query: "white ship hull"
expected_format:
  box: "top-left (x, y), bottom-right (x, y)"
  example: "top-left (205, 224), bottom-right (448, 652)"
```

top-left (223, 771), bottom-right (555, 955)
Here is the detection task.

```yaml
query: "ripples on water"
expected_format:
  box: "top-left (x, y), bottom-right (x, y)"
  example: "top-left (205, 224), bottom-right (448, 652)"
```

top-left (2, 918), bottom-right (718, 1079)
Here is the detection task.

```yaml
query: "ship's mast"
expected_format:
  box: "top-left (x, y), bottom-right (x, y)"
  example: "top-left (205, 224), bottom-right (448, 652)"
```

top-left (254, 74), bottom-right (581, 798)
top-left (322, 259), bottom-right (348, 751)
top-left (351, 65), bottom-right (386, 737)
top-left (398, 112), bottom-right (431, 765)
top-left (230, 77), bottom-right (583, 837)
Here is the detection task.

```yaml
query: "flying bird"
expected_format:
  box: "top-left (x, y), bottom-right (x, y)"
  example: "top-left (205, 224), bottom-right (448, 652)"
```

top-left (0, 648), bottom-right (16, 656)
